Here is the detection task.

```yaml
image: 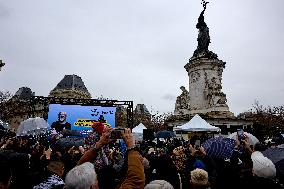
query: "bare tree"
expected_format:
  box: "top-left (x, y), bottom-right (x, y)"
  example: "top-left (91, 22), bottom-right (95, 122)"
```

top-left (0, 90), bottom-right (30, 129)
top-left (134, 109), bottom-right (172, 132)
top-left (238, 101), bottom-right (284, 139)
top-left (0, 91), bottom-right (13, 120)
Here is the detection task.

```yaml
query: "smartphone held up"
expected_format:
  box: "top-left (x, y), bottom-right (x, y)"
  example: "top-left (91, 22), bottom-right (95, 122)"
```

top-left (110, 128), bottom-right (125, 140)
top-left (237, 129), bottom-right (245, 141)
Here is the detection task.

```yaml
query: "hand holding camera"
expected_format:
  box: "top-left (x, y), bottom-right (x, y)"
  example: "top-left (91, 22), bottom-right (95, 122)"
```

top-left (96, 127), bottom-right (134, 149)
top-left (122, 128), bottom-right (135, 149)
top-left (110, 128), bottom-right (125, 140)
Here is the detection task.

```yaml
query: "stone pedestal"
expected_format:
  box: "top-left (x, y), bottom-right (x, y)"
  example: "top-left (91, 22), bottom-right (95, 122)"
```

top-left (174, 57), bottom-right (234, 118)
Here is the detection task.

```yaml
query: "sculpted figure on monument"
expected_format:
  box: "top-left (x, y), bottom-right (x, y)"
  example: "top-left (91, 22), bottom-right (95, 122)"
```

top-left (205, 77), bottom-right (218, 107)
top-left (175, 86), bottom-right (190, 111)
top-left (209, 77), bottom-right (221, 93)
top-left (196, 9), bottom-right (210, 53)
top-left (193, 0), bottom-right (218, 59)
top-left (206, 77), bottom-right (228, 107)
top-left (217, 93), bottom-right (228, 105)
top-left (190, 71), bottom-right (201, 83)
top-left (209, 95), bottom-right (219, 107)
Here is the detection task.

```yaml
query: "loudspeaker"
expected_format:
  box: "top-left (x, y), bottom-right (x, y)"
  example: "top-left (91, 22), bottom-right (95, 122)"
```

top-left (143, 129), bottom-right (154, 141)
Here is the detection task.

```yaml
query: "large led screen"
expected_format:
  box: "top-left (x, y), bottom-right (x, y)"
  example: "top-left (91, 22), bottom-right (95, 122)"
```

top-left (47, 104), bottom-right (116, 131)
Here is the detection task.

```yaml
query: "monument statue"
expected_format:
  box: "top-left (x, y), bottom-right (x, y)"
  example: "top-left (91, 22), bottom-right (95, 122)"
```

top-left (193, 0), bottom-right (218, 59)
top-left (204, 77), bottom-right (228, 108)
top-left (175, 86), bottom-right (190, 113)
top-left (196, 1), bottom-right (210, 53)
top-left (173, 0), bottom-right (233, 118)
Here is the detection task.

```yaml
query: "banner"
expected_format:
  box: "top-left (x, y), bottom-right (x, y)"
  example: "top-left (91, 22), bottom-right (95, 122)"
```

top-left (47, 104), bottom-right (116, 131)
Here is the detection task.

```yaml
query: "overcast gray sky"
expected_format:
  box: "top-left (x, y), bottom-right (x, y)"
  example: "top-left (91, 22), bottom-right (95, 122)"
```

top-left (0, 0), bottom-right (284, 115)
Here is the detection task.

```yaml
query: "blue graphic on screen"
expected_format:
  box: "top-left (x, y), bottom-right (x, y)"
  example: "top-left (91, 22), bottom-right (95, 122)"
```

top-left (47, 104), bottom-right (116, 131)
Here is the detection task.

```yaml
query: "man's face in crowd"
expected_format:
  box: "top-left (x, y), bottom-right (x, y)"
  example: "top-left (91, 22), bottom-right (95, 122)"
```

top-left (59, 113), bottom-right (66, 122)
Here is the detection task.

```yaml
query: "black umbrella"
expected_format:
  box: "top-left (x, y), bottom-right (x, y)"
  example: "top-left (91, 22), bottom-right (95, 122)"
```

top-left (61, 130), bottom-right (83, 137)
top-left (155, 131), bottom-right (176, 138)
top-left (275, 159), bottom-right (284, 178)
top-left (0, 125), bottom-right (5, 130)
top-left (262, 148), bottom-right (284, 164)
top-left (55, 138), bottom-right (84, 149)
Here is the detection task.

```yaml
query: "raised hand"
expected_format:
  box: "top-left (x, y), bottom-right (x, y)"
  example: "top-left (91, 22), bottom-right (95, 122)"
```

top-left (122, 128), bottom-right (135, 149)
top-left (96, 127), bottom-right (113, 149)
top-left (45, 147), bottom-right (52, 159)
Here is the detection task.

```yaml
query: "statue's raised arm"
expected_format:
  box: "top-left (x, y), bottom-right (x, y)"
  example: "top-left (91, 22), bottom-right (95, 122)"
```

top-left (197, 0), bottom-right (208, 25)
top-left (202, 0), bottom-right (209, 11)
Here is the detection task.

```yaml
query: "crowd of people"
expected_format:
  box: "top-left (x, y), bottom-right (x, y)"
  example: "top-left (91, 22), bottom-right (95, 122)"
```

top-left (0, 127), bottom-right (284, 189)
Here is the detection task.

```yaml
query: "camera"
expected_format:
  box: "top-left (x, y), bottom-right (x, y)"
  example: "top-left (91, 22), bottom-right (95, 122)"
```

top-left (237, 129), bottom-right (245, 140)
top-left (110, 128), bottom-right (125, 140)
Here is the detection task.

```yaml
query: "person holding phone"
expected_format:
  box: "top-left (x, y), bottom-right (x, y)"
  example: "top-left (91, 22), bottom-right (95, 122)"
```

top-left (65, 128), bottom-right (145, 189)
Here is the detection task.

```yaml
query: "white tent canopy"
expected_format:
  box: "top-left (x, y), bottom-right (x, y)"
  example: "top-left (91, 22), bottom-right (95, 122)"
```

top-left (175, 114), bottom-right (220, 132)
top-left (132, 123), bottom-right (147, 134)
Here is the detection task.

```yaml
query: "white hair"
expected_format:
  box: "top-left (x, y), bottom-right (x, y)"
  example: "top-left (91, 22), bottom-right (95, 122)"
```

top-left (65, 162), bottom-right (97, 189)
top-left (144, 180), bottom-right (174, 189)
